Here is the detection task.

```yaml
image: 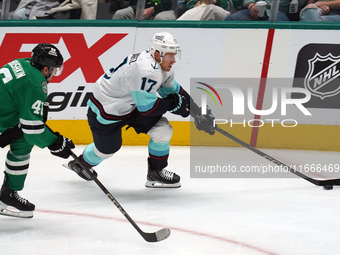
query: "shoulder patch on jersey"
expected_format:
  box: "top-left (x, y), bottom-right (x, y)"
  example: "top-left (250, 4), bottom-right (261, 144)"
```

top-left (42, 81), bottom-right (48, 94)
top-left (129, 53), bottom-right (140, 65)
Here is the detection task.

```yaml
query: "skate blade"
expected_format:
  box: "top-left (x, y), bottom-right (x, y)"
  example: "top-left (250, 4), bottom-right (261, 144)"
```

top-left (0, 202), bottom-right (33, 219)
top-left (62, 163), bottom-right (71, 170)
top-left (145, 180), bottom-right (181, 188)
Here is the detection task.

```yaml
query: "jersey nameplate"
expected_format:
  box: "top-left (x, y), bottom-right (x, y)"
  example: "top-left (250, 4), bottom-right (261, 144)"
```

top-left (8, 60), bottom-right (26, 79)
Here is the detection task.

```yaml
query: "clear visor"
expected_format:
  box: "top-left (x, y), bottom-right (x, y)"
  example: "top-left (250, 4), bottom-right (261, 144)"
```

top-left (51, 64), bottom-right (64, 76)
top-left (163, 50), bottom-right (181, 62)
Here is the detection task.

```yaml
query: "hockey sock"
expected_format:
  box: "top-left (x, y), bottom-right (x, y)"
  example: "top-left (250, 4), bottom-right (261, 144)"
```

top-left (82, 143), bottom-right (107, 166)
top-left (148, 139), bottom-right (169, 170)
top-left (4, 151), bottom-right (30, 191)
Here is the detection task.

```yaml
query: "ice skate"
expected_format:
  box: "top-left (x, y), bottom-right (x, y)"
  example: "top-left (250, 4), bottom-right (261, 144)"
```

top-left (66, 156), bottom-right (98, 181)
top-left (145, 163), bottom-right (181, 188)
top-left (0, 183), bottom-right (35, 218)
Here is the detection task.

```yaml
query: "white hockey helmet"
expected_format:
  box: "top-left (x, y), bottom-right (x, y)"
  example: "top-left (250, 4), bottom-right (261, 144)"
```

top-left (149, 32), bottom-right (181, 61)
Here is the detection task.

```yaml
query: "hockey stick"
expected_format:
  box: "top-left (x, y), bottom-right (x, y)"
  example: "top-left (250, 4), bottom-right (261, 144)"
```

top-left (69, 150), bottom-right (171, 242)
top-left (214, 126), bottom-right (340, 186)
top-left (191, 112), bottom-right (340, 187)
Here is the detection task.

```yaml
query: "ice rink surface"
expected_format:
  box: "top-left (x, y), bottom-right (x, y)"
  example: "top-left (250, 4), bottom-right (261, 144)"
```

top-left (1, 145), bottom-right (340, 255)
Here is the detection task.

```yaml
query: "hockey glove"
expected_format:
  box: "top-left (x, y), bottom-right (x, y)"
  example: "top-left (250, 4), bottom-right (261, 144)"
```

top-left (194, 106), bottom-right (215, 135)
top-left (167, 94), bottom-right (190, 117)
top-left (178, 86), bottom-right (201, 116)
top-left (48, 132), bottom-right (75, 159)
top-left (0, 123), bottom-right (23, 148)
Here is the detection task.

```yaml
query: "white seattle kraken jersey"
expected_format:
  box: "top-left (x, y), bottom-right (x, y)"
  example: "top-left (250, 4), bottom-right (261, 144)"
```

top-left (88, 50), bottom-right (180, 124)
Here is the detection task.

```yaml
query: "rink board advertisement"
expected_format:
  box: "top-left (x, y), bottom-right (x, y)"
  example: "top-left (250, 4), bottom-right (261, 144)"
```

top-left (0, 23), bottom-right (339, 150)
top-left (189, 78), bottom-right (340, 178)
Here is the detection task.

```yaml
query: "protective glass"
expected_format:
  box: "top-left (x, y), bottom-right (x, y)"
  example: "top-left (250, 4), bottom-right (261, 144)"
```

top-left (163, 51), bottom-right (181, 62)
top-left (51, 64), bottom-right (64, 76)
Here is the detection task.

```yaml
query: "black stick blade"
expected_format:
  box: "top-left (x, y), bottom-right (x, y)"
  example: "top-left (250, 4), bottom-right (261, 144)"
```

top-left (143, 228), bottom-right (171, 242)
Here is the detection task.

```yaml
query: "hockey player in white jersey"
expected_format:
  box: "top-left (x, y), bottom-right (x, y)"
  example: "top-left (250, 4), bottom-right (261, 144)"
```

top-left (67, 32), bottom-right (214, 188)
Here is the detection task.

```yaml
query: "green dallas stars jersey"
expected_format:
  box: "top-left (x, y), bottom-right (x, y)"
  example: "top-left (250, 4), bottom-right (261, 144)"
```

top-left (0, 58), bottom-right (57, 148)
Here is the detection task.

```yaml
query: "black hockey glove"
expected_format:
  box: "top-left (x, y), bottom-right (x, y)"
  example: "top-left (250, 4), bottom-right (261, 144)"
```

top-left (48, 132), bottom-right (75, 159)
top-left (178, 86), bottom-right (200, 116)
top-left (0, 123), bottom-right (23, 148)
top-left (194, 106), bottom-right (215, 135)
top-left (167, 94), bottom-right (190, 118)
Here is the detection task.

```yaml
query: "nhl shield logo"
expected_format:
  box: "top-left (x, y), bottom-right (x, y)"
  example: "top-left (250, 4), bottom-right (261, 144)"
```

top-left (304, 53), bottom-right (340, 99)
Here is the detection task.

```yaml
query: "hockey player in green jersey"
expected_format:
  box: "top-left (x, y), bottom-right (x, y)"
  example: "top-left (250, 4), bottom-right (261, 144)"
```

top-left (0, 43), bottom-right (75, 218)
